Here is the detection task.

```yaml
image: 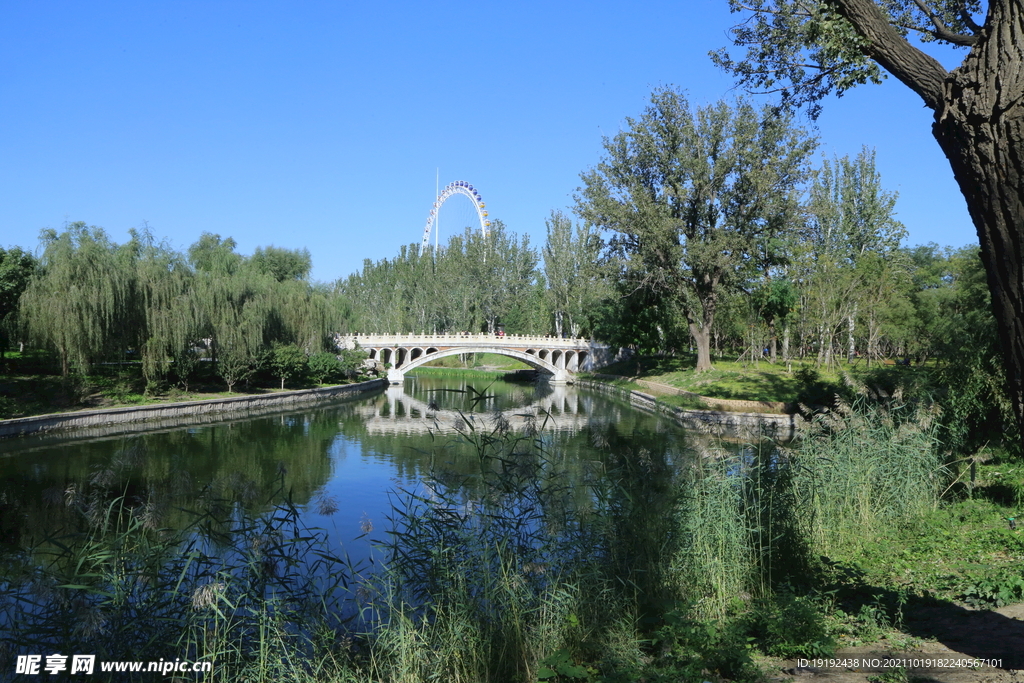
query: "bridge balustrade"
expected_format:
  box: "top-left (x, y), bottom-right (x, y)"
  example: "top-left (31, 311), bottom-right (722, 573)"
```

top-left (341, 332), bottom-right (603, 385)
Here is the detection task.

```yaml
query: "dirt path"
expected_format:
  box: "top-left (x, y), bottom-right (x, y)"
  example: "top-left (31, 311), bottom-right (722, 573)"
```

top-left (776, 602), bottom-right (1024, 682)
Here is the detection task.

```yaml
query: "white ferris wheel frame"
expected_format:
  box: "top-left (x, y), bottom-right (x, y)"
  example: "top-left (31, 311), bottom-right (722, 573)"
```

top-left (421, 181), bottom-right (491, 249)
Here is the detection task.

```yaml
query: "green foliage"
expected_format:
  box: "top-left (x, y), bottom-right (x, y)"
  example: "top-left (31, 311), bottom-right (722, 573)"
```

top-left (0, 245), bottom-right (36, 354)
top-left (651, 607), bottom-right (759, 682)
top-left (543, 210), bottom-right (608, 338)
top-left (340, 222), bottom-right (543, 336)
top-left (0, 246), bottom-right (36, 318)
top-left (744, 590), bottom-right (836, 658)
top-left (960, 571), bottom-right (1024, 608)
top-left (19, 223), bottom-right (138, 376)
top-left (16, 225), bottom-right (340, 394)
top-left (576, 87), bottom-right (816, 370)
top-left (796, 148), bottom-right (910, 367)
top-left (536, 647), bottom-right (594, 681)
top-left (308, 351), bottom-right (343, 385)
top-left (270, 342), bottom-right (308, 389)
top-left (829, 487), bottom-right (1024, 611)
top-left (791, 396), bottom-right (945, 555)
top-left (752, 278), bottom-right (797, 327)
top-left (250, 244), bottom-right (312, 282)
top-left (712, 0), bottom-right (913, 119)
top-left (187, 232), bottom-right (243, 275)
top-left (794, 365), bottom-right (842, 407)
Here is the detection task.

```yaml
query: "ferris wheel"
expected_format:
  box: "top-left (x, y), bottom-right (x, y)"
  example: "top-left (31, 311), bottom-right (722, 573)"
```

top-left (421, 180), bottom-right (491, 249)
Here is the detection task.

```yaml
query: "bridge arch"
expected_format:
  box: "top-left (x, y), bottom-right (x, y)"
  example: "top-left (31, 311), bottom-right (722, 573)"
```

top-left (388, 346), bottom-right (567, 383)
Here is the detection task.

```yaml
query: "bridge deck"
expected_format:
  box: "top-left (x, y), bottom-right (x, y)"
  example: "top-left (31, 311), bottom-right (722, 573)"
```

top-left (343, 333), bottom-right (604, 385)
top-left (346, 332), bottom-right (590, 349)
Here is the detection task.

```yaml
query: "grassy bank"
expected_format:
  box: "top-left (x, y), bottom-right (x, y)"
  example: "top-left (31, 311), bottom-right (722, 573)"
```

top-left (600, 353), bottom-right (920, 406)
top-left (408, 366), bottom-right (531, 380)
top-left (5, 391), bottom-right (1020, 681)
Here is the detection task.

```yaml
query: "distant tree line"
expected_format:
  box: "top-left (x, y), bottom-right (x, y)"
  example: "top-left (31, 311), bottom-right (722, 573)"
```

top-left (1, 223), bottom-right (354, 392)
top-left (0, 89), bottom-right (1006, 440)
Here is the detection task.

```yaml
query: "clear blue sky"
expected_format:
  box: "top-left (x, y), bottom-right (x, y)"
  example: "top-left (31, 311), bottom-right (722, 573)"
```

top-left (0, 1), bottom-right (977, 284)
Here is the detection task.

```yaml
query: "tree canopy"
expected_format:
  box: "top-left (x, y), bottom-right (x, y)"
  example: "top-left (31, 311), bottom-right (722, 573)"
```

top-left (576, 89), bottom-right (816, 371)
top-left (714, 0), bottom-right (1024, 442)
top-left (0, 245), bottom-right (37, 364)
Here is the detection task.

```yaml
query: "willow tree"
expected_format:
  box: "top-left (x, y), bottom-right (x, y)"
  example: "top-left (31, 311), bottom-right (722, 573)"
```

top-left (714, 0), bottom-right (1024, 441)
top-left (194, 270), bottom-right (272, 392)
top-left (0, 246), bottom-right (36, 367)
top-left (250, 245), bottom-right (312, 282)
top-left (132, 234), bottom-right (200, 385)
top-left (20, 224), bottom-right (137, 377)
top-left (272, 279), bottom-right (335, 353)
top-left (577, 89), bottom-right (815, 371)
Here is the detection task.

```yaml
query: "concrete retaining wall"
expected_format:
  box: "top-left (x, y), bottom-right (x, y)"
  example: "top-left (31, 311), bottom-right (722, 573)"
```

top-left (575, 378), bottom-right (801, 441)
top-left (0, 380), bottom-right (388, 441)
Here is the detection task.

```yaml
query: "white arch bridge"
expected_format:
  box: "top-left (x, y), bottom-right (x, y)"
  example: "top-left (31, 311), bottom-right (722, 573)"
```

top-left (341, 333), bottom-right (606, 384)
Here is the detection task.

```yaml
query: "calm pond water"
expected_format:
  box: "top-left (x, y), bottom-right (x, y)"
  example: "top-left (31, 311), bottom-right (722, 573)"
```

top-left (0, 375), bottom-right (712, 563)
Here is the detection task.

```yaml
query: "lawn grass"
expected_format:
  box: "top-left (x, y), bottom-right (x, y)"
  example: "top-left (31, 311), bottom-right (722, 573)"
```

top-left (599, 353), bottom-right (922, 405)
top-left (834, 447), bottom-right (1024, 608)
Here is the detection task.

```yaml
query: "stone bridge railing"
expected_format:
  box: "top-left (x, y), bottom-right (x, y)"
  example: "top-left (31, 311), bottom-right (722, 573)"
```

top-left (340, 333), bottom-right (610, 384)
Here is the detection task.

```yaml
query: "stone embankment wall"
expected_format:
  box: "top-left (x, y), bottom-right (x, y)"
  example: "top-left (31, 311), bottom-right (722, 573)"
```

top-left (0, 380), bottom-right (388, 441)
top-left (575, 378), bottom-right (801, 441)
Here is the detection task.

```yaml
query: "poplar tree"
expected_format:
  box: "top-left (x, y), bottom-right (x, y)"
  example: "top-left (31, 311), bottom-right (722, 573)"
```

top-left (800, 149), bottom-right (907, 366)
top-left (543, 210), bottom-right (607, 338)
top-left (714, 0), bottom-right (1024, 442)
top-left (577, 89), bottom-right (815, 371)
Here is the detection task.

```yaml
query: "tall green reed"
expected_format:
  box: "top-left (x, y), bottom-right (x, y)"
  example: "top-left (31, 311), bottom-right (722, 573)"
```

top-left (0, 390), bottom-right (949, 682)
top-left (0, 470), bottom-right (355, 681)
top-left (788, 396), bottom-right (945, 556)
top-left (364, 409), bottom-right (595, 682)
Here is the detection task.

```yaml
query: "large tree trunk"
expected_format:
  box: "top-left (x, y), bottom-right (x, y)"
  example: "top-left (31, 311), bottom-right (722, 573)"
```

top-left (830, 0), bottom-right (1024, 442)
top-left (689, 321), bottom-right (714, 372)
top-left (931, 0), bottom-right (1024, 440)
top-left (847, 302), bottom-right (857, 363)
top-left (688, 275), bottom-right (719, 372)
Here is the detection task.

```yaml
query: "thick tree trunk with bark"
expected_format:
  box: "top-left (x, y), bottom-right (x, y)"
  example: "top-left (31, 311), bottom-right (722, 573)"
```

top-left (689, 321), bottom-right (715, 372)
top-left (831, 0), bottom-right (1024, 440)
top-left (931, 1), bottom-right (1024, 436)
top-left (688, 275), bottom-right (719, 372)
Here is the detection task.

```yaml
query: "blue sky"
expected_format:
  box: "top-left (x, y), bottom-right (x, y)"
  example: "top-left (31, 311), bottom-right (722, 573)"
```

top-left (1, 1), bottom-right (977, 283)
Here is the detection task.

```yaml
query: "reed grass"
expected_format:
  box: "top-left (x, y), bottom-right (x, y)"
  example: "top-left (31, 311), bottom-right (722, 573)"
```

top-left (788, 397), bottom-right (945, 556)
top-left (0, 390), bottom-right (949, 682)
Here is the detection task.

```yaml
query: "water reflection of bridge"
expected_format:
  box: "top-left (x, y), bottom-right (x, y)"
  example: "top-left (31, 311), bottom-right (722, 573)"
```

top-left (359, 385), bottom-right (611, 436)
